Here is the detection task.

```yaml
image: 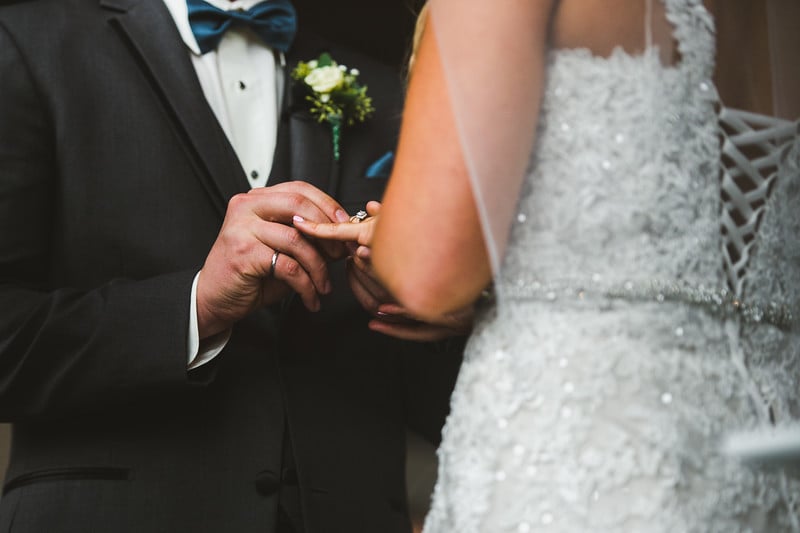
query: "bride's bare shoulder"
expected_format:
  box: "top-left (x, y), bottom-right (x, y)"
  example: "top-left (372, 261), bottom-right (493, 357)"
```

top-left (551, 0), bottom-right (676, 63)
top-left (552, 0), bottom-right (796, 118)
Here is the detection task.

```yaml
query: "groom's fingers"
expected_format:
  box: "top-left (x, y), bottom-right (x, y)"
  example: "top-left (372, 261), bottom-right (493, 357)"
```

top-left (264, 251), bottom-right (321, 312)
top-left (248, 182), bottom-right (349, 226)
top-left (247, 187), bottom-right (349, 259)
top-left (248, 190), bottom-right (338, 227)
top-left (197, 189), bottom-right (336, 338)
top-left (223, 192), bottom-right (330, 293)
top-left (251, 219), bottom-right (331, 298)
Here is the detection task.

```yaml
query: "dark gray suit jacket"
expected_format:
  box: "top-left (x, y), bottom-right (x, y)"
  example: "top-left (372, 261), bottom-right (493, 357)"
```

top-left (0, 1), bottom-right (462, 531)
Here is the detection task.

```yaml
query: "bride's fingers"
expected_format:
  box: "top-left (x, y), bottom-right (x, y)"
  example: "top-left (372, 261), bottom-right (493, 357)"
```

top-left (376, 303), bottom-right (408, 316)
top-left (355, 245), bottom-right (371, 260)
top-left (350, 253), bottom-right (378, 279)
top-left (368, 318), bottom-right (463, 342)
top-left (293, 215), bottom-right (374, 246)
top-left (377, 302), bottom-right (474, 332)
top-left (366, 201), bottom-right (382, 216)
top-left (346, 265), bottom-right (383, 315)
top-left (374, 303), bottom-right (418, 323)
top-left (348, 257), bottom-right (393, 303)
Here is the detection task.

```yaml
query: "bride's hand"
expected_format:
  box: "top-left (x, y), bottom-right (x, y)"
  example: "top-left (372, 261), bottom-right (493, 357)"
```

top-left (369, 302), bottom-right (474, 342)
top-left (293, 200), bottom-right (380, 250)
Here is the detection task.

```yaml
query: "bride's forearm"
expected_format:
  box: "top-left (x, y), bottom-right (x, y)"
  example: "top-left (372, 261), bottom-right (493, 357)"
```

top-left (370, 20), bottom-right (491, 320)
top-left (371, 1), bottom-right (550, 319)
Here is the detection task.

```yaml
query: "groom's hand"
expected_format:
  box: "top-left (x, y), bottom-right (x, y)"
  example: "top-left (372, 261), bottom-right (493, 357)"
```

top-left (197, 182), bottom-right (350, 339)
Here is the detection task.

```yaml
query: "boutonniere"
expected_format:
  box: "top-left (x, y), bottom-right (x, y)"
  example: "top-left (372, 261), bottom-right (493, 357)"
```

top-left (291, 53), bottom-right (375, 161)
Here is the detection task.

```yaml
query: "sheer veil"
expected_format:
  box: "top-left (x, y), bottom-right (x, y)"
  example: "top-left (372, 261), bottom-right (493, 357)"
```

top-left (426, 0), bottom-right (543, 277)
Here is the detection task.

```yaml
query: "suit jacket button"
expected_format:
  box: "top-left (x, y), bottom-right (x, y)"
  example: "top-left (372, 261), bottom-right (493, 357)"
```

top-left (255, 470), bottom-right (280, 495)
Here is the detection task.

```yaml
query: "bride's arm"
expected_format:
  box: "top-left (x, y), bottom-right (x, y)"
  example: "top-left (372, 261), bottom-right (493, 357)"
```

top-left (370, 1), bottom-right (553, 320)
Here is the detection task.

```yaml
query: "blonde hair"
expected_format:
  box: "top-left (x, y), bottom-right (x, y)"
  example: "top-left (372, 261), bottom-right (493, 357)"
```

top-left (407, 4), bottom-right (430, 75)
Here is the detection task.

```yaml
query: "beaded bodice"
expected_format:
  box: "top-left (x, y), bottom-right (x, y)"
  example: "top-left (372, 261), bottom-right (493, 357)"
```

top-left (424, 1), bottom-right (800, 532)
top-left (501, 1), bottom-right (721, 299)
top-left (506, 68), bottom-right (718, 291)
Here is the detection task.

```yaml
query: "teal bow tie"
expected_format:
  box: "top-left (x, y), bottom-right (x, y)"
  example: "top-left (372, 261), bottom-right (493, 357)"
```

top-left (187, 0), bottom-right (297, 54)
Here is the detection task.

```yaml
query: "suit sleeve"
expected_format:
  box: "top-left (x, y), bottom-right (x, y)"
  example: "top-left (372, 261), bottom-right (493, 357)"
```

top-left (0, 23), bottom-right (209, 421)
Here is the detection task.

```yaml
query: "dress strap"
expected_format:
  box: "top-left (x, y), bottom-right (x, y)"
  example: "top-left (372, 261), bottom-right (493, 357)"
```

top-left (644, 0), bottom-right (653, 49)
top-left (660, 0), bottom-right (715, 81)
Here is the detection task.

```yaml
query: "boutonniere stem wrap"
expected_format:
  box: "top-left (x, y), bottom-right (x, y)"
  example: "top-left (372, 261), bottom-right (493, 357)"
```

top-left (292, 53), bottom-right (375, 161)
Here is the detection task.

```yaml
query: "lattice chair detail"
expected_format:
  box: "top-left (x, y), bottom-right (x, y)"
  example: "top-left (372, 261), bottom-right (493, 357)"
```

top-left (719, 107), bottom-right (798, 297)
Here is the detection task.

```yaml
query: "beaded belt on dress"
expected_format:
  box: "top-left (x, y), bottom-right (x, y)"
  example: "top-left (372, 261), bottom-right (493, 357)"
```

top-left (491, 276), bottom-right (796, 330)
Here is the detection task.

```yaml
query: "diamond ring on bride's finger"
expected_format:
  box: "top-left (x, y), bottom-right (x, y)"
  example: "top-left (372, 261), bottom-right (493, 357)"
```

top-left (349, 210), bottom-right (368, 223)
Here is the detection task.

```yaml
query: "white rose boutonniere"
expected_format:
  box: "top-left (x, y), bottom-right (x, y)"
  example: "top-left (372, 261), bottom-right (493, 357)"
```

top-left (304, 65), bottom-right (344, 94)
top-left (292, 53), bottom-right (375, 161)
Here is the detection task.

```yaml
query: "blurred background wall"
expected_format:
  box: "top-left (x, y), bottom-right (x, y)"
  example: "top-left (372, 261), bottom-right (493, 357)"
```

top-left (292, 0), bottom-right (426, 71)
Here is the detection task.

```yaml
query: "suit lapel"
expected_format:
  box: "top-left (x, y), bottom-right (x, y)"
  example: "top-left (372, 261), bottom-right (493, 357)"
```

top-left (287, 113), bottom-right (336, 193)
top-left (265, 62), bottom-right (292, 185)
top-left (283, 37), bottom-right (338, 194)
top-left (100, 0), bottom-right (248, 217)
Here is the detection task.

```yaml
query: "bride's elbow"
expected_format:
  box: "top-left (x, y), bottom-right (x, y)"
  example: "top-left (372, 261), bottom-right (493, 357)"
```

top-left (372, 236), bottom-right (492, 320)
top-left (387, 269), bottom-right (486, 322)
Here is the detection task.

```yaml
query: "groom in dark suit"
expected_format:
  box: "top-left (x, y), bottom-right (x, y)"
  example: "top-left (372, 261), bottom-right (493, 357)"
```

top-left (0, 0), bottom-right (462, 532)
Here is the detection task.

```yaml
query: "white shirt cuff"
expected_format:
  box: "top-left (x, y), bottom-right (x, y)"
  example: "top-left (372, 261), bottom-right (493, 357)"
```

top-left (187, 272), bottom-right (230, 370)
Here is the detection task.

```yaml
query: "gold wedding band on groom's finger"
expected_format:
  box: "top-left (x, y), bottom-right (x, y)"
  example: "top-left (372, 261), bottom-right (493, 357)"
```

top-left (269, 251), bottom-right (280, 277)
top-left (349, 210), bottom-right (368, 223)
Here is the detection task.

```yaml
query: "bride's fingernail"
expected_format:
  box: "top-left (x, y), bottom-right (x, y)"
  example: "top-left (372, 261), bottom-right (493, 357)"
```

top-left (293, 215), bottom-right (305, 224)
top-left (335, 209), bottom-right (349, 223)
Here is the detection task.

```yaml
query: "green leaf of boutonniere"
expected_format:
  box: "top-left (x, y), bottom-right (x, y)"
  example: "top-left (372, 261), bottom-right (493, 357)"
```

top-left (316, 52), bottom-right (334, 68)
top-left (291, 53), bottom-right (375, 161)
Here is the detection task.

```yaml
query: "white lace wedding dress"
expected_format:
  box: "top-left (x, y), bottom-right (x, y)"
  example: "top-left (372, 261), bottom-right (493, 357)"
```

top-left (423, 1), bottom-right (800, 531)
